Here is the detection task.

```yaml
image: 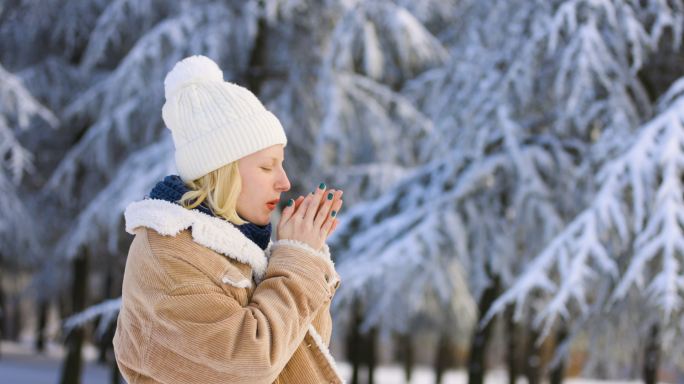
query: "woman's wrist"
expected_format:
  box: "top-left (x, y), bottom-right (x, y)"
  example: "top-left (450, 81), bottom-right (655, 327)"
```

top-left (271, 238), bottom-right (331, 262)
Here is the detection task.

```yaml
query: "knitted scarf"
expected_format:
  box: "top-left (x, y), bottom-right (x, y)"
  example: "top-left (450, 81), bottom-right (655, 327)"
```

top-left (148, 175), bottom-right (272, 250)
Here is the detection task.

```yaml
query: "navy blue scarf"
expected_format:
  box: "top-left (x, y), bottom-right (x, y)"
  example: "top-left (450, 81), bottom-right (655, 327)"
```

top-left (149, 175), bottom-right (272, 250)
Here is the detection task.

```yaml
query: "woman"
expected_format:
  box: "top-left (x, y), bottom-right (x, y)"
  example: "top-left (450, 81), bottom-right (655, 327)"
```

top-left (113, 55), bottom-right (345, 384)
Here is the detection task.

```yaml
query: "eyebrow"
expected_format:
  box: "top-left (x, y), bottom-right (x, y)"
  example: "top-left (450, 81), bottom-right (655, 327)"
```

top-left (266, 157), bottom-right (283, 164)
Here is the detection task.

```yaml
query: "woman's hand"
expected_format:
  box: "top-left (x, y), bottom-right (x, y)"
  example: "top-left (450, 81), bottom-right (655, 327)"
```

top-left (290, 188), bottom-right (343, 236)
top-left (276, 183), bottom-right (344, 249)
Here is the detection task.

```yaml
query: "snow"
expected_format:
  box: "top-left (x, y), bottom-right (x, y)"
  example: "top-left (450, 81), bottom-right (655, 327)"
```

top-left (0, 341), bottom-right (122, 384)
top-left (0, 341), bottom-right (658, 384)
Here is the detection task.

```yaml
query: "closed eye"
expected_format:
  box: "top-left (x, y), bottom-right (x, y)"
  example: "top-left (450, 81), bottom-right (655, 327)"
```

top-left (260, 167), bottom-right (272, 171)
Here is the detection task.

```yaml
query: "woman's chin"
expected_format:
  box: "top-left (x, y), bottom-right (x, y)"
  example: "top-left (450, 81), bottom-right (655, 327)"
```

top-left (237, 208), bottom-right (270, 226)
top-left (253, 212), bottom-right (271, 226)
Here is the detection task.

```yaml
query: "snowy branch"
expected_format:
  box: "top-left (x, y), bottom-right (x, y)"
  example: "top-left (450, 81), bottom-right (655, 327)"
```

top-left (56, 138), bottom-right (175, 260)
top-left (486, 78), bottom-right (684, 337)
top-left (63, 297), bottom-right (121, 338)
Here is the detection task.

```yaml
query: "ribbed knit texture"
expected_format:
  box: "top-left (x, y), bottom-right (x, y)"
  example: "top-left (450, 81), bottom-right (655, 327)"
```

top-left (161, 55), bottom-right (287, 182)
top-left (113, 228), bottom-right (344, 383)
top-left (148, 175), bottom-right (272, 250)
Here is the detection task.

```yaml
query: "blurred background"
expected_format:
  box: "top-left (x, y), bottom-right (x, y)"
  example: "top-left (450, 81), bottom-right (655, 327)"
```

top-left (2, 0), bottom-right (684, 383)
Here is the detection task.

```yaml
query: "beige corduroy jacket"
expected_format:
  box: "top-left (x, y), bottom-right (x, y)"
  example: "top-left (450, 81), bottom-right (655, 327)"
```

top-left (113, 199), bottom-right (344, 384)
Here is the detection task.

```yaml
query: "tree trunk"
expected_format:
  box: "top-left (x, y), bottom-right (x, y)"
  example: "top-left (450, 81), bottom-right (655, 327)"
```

top-left (99, 319), bottom-right (121, 384)
top-left (98, 268), bottom-right (116, 364)
top-left (35, 298), bottom-right (49, 353)
top-left (397, 333), bottom-right (414, 383)
top-left (467, 274), bottom-right (500, 384)
top-left (366, 326), bottom-right (377, 384)
top-left (549, 325), bottom-right (567, 384)
top-left (0, 267), bottom-right (5, 357)
top-left (59, 251), bottom-right (89, 384)
top-left (346, 299), bottom-right (362, 384)
top-left (0, 269), bottom-right (4, 333)
top-left (505, 305), bottom-right (520, 384)
top-left (643, 324), bottom-right (659, 384)
top-left (245, 0), bottom-right (269, 95)
top-left (9, 296), bottom-right (21, 341)
top-left (96, 326), bottom-right (107, 363)
top-left (434, 331), bottom-right (452, 384)
top-left (524, 323), bottom-right (542, 384)
top-left (111, 354), bottom-right (122, 384)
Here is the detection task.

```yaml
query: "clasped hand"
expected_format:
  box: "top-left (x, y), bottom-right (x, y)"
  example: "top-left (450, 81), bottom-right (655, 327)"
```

top-left (276, 183), bottom-right (344, 251)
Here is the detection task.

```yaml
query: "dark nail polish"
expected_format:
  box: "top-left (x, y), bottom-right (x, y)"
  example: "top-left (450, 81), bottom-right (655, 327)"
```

top-left (331, 210), bottom-right (337, 217)
top-left (319, 182), bottom-right (326, 190)
top-left (287, 199), bottom-right (293, 206)
top-left (327, 192), bottom-right (333, 200)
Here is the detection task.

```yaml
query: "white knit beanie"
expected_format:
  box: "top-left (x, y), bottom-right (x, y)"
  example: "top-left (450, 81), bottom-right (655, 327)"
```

top-left (161, 55), bottom-right (287, 182)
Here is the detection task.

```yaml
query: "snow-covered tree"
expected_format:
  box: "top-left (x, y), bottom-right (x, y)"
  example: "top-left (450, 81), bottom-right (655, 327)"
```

top-left (328, 0), bottom-right (684, 379)
top-left (486, 76), bottom-right (684, 372)
top-left (5, 0), bottom-right (684, 381)
top-left (0, 63), bottom-right (57, 266)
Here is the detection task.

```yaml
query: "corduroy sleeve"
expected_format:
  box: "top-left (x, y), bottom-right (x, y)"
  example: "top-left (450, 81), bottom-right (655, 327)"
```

top-left (144, 241), bottom-right (337, 384)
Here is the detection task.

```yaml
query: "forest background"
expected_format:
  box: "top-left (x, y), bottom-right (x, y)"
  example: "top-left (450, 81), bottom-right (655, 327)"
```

top-left (2, 0), bottom-right (684, 383)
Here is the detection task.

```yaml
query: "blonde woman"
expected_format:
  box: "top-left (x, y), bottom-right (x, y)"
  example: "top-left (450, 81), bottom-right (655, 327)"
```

top-left (113, 55), bottom-right (345, 384)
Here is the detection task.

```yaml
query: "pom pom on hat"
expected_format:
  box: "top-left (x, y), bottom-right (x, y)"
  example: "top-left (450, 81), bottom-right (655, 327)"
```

top-left (164, 55), bottom-right (224, 100)
top-left (161, 55), bottom-right (287, 182)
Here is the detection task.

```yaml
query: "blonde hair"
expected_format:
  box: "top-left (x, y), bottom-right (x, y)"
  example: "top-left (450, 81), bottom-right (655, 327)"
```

top-left (178, 162), bottom-right (247, 225)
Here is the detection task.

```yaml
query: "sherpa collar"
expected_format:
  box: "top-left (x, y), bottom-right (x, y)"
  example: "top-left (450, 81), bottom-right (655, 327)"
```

top-left (124, 198), bottom-right (269, 280)
top-left (148, 175), bottom-right (273, 250)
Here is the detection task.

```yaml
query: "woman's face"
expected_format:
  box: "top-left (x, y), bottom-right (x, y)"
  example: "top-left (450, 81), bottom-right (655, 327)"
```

top-left (236, 144), bottom-right (291, 225)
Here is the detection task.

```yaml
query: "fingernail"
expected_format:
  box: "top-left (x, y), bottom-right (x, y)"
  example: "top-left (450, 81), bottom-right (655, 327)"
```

top-left (319, 182), bottom-right (326, 190)
top-left (331, 210), bottom-right (337, 217)
top-left (327, 192), bottom-right (333, 200)
top-left (287, 199), bottom-right (293, 207)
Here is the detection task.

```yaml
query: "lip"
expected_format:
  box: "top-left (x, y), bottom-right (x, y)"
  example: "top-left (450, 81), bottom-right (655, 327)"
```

top-left (266, 199), bottom-right (280, 210)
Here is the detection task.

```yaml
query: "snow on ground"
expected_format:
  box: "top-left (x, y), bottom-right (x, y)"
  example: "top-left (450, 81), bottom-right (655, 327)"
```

top-left (335, 364), bottom-right (647, 384)
top-left (0, 341), bottom-right (657, 384)
top-left (0, 341), bottom-right (118, 384)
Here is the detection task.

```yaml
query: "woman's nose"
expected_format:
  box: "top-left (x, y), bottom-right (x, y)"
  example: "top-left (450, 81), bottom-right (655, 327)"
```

top-left (276, 170), bottom-right (291, 192)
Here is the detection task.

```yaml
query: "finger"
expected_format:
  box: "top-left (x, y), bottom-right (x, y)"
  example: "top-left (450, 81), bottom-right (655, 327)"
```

top-left (315, 191), bottom-right (326, 212)
top-left (280, 198), bottom-right (296, 224)
top-left (323, 195), bottom-right (342, 236)
top-left (305, 182), bottom-right (326, 223)
top-left (293, 193), bottom-right (313, 220)
top-left (328, 193), bottom-right (343, 220)
top-left (330, 198), bottom-right (343, 230)
top-left (320, 212), bottom-right (335, 237)
top-left (316, 188), bottom-right (332, 207)
top-left (319, 189), bottom-right (342, 220)
top-left (317, 188), bottom-right (342, 213)
top-left (314, 189), bottom-right (336, 228)
top-left (293, 195), bottom-right (305, 211)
